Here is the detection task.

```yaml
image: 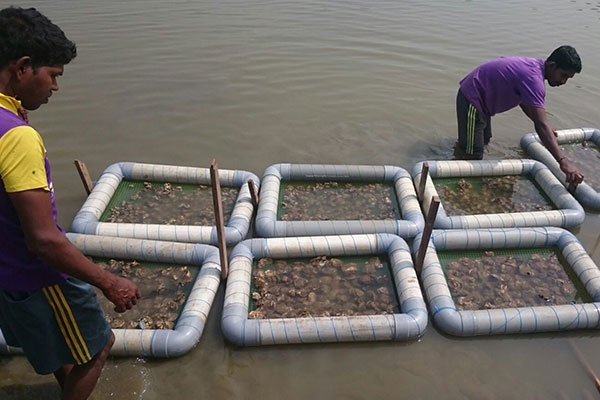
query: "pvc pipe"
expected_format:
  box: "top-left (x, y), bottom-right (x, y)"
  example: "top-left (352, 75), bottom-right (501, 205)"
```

top-left (414, 227), bottom-right (600, 336)
top-left (255, 164), bottom-right (423, 239)
top-left (221, 234), bottom-right (427, 345)
top-left (411, 159), bottom-right (584, 229)
top-left (70, 162), bottom-right (259, 246)
top-left (521, 127), bottom-right (600, 210)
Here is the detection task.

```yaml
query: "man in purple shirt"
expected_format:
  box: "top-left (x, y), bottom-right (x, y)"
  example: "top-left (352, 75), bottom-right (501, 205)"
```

top-left (456, 45), bottom-right (584, 184)
top-left (0, 7), bottom-right (139, 400)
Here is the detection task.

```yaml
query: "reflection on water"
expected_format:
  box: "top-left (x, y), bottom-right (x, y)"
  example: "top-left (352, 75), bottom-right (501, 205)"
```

top-left (2, 0), bottom-right (600, 398)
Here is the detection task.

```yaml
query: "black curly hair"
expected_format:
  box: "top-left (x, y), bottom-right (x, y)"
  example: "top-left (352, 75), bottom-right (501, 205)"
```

top-left (0, 7), bottom-right (76, 69)
top-left (547, 45), bottom-right (582, 73)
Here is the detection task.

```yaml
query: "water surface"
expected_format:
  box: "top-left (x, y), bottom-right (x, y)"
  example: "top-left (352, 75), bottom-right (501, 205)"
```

top-left (2, 1), bottom-right (600, 398)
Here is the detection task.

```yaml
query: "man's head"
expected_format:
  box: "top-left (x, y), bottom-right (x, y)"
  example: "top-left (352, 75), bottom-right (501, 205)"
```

top-left (545, 45), bottom-right (581, 87)
top-left (0, 7), bottom-right (76, 110)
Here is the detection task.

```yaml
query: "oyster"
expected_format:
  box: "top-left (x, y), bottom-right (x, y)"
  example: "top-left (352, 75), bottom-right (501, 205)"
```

top-left (435, 175), bottom-right (554, 216)
top-left (445, 251), bottom-right (584, 310)
top-left (279, 181), bottom-right (399, 221)
top-left (250, 256), bottom-right (399, 319)
top-left (95, 259), bottom-right (195, 330)
top-left (106, 181), bottom-right (239, 226)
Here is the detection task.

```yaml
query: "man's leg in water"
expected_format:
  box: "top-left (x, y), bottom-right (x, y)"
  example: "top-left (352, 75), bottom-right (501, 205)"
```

top-left (60, 332), bottom-right (115, 400)
top-left (456, 88), bottom-right (488, 159)
top-left (54, 364), bottom-right (73, 389)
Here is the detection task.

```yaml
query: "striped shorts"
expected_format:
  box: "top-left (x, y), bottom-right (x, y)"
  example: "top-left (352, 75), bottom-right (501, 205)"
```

top-left (0, 277), bottom-right (112, 375)
top-left (456, 88), bottom-right (491, 159)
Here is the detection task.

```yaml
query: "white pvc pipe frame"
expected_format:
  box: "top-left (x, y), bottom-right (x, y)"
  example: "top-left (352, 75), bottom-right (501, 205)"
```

top-left (255, 164), bottom-right (424, 239)
top-left (221, 234), bottom-right (428, 345)
top-left (0, 234), bottom-right (221, 357)
top-left (521, 127), bottom-right (600, 211)
top-left (411, 159), bottom-right (584, 229)
top-left (70, 162), bottom-right (259, 246)
top-left (414, 227), bottom-right (600, 336)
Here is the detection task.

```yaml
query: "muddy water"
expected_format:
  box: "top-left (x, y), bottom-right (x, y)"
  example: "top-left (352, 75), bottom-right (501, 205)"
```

top-left (2, 0), bottom-right (600, 399)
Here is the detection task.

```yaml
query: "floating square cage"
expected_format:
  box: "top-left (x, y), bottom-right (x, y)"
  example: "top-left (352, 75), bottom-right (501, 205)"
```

top-left (411, 159), bottom-right (584, 229)
top-left (221, 234), bottom-right (427, 345)
top-left (415, 227), bottom-right (600, 336)
top-left (50, 234), bottom-right (218, 357)
top-left (71, 162), bottom-right (259, 246)
top-left (255, 164), bottom-right (423, 239)
top-left (521, 128), bottom-right (600, 210)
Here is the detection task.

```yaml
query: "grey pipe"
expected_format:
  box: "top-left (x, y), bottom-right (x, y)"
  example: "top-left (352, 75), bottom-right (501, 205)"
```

top-left (411, 159), bottom-right (584, 229)
top-left (255, 163), bottom-right (423, 239)
top-left (71, 162), bottom-right (259, 246)
top-left (413, 227), bottom-right (600, 336)
top-left (222, 234), bottom-right (427, 345)
top-left (521, 127), bottom-right (600, 210)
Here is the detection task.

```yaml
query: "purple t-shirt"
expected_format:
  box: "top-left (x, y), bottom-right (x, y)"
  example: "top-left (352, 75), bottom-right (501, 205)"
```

top-left (0, 107), bottom-right (68, 290)
top-left (459, 57), bottom-right (546, 116)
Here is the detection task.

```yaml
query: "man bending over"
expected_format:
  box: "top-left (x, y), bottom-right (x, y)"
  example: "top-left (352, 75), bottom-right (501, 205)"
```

top-left (456, 45), bottom-right (584, 184)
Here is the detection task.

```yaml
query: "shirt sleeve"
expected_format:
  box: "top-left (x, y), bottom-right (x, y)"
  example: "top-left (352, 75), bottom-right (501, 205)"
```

top-left (0, 126), bottom-right (50, 193)
top-left (519, 75), bottom-right (546, 109)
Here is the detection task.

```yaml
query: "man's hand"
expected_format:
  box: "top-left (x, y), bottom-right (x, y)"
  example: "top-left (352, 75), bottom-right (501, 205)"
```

top-left (559, 158), bottom-right (584, 185)
top-left (101, 274), bottom-right (141, 313)
top-left (520, 105), bottom-right (584, 185)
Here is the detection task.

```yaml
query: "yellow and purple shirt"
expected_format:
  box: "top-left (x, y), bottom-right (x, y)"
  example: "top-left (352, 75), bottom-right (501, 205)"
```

top-left (0, 93), bottom-right (67, 290)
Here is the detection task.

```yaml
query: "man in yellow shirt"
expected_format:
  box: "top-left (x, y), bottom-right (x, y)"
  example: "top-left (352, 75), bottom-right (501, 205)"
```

top-left (0, 7), bottom-right (140, 400)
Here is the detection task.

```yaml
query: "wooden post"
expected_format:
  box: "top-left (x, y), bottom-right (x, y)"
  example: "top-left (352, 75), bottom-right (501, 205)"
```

top-left (570, 340), bottom-right (600, 394)
top-left (415, 196), bottom-right (440, 273)
top-left (248, 179), bottom-right (259, 207)
top-left (210, 160), bottom-right (228, 279)
top-left (589, 231), bottom-right (600, 258)
top-left (73, 159), bottom-right (94, 195)
top-left (418, 162), bottom-right (429, 201)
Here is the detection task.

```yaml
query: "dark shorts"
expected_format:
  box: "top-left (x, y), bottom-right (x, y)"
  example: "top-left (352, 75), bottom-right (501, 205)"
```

top-left (0, 277), bottom-right (112, 375)
top-left (456, 88), bottom-right (492, 159)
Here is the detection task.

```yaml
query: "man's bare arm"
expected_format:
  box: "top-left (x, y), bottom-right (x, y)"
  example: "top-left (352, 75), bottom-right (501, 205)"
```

top-left (8, 189), bottom-right (140, 312)
top-left (520, 104), bottom-right (584, 184)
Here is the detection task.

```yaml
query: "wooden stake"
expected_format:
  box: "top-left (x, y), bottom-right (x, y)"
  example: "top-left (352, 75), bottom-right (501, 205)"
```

top-left (73, 159), bottom-right (94, 195)
top-left (248, 179), bottom-right (259, 207)
top-left (418, 162), bottom-right (429, 201)
top-left (415, 196), bottom-right (440, 273)
top-left (590, 231), bottom-right (600, 258)
top-left (570, 340), bottom-right (600, 394)
top-left (210, 160), bottom-right (228, 279)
